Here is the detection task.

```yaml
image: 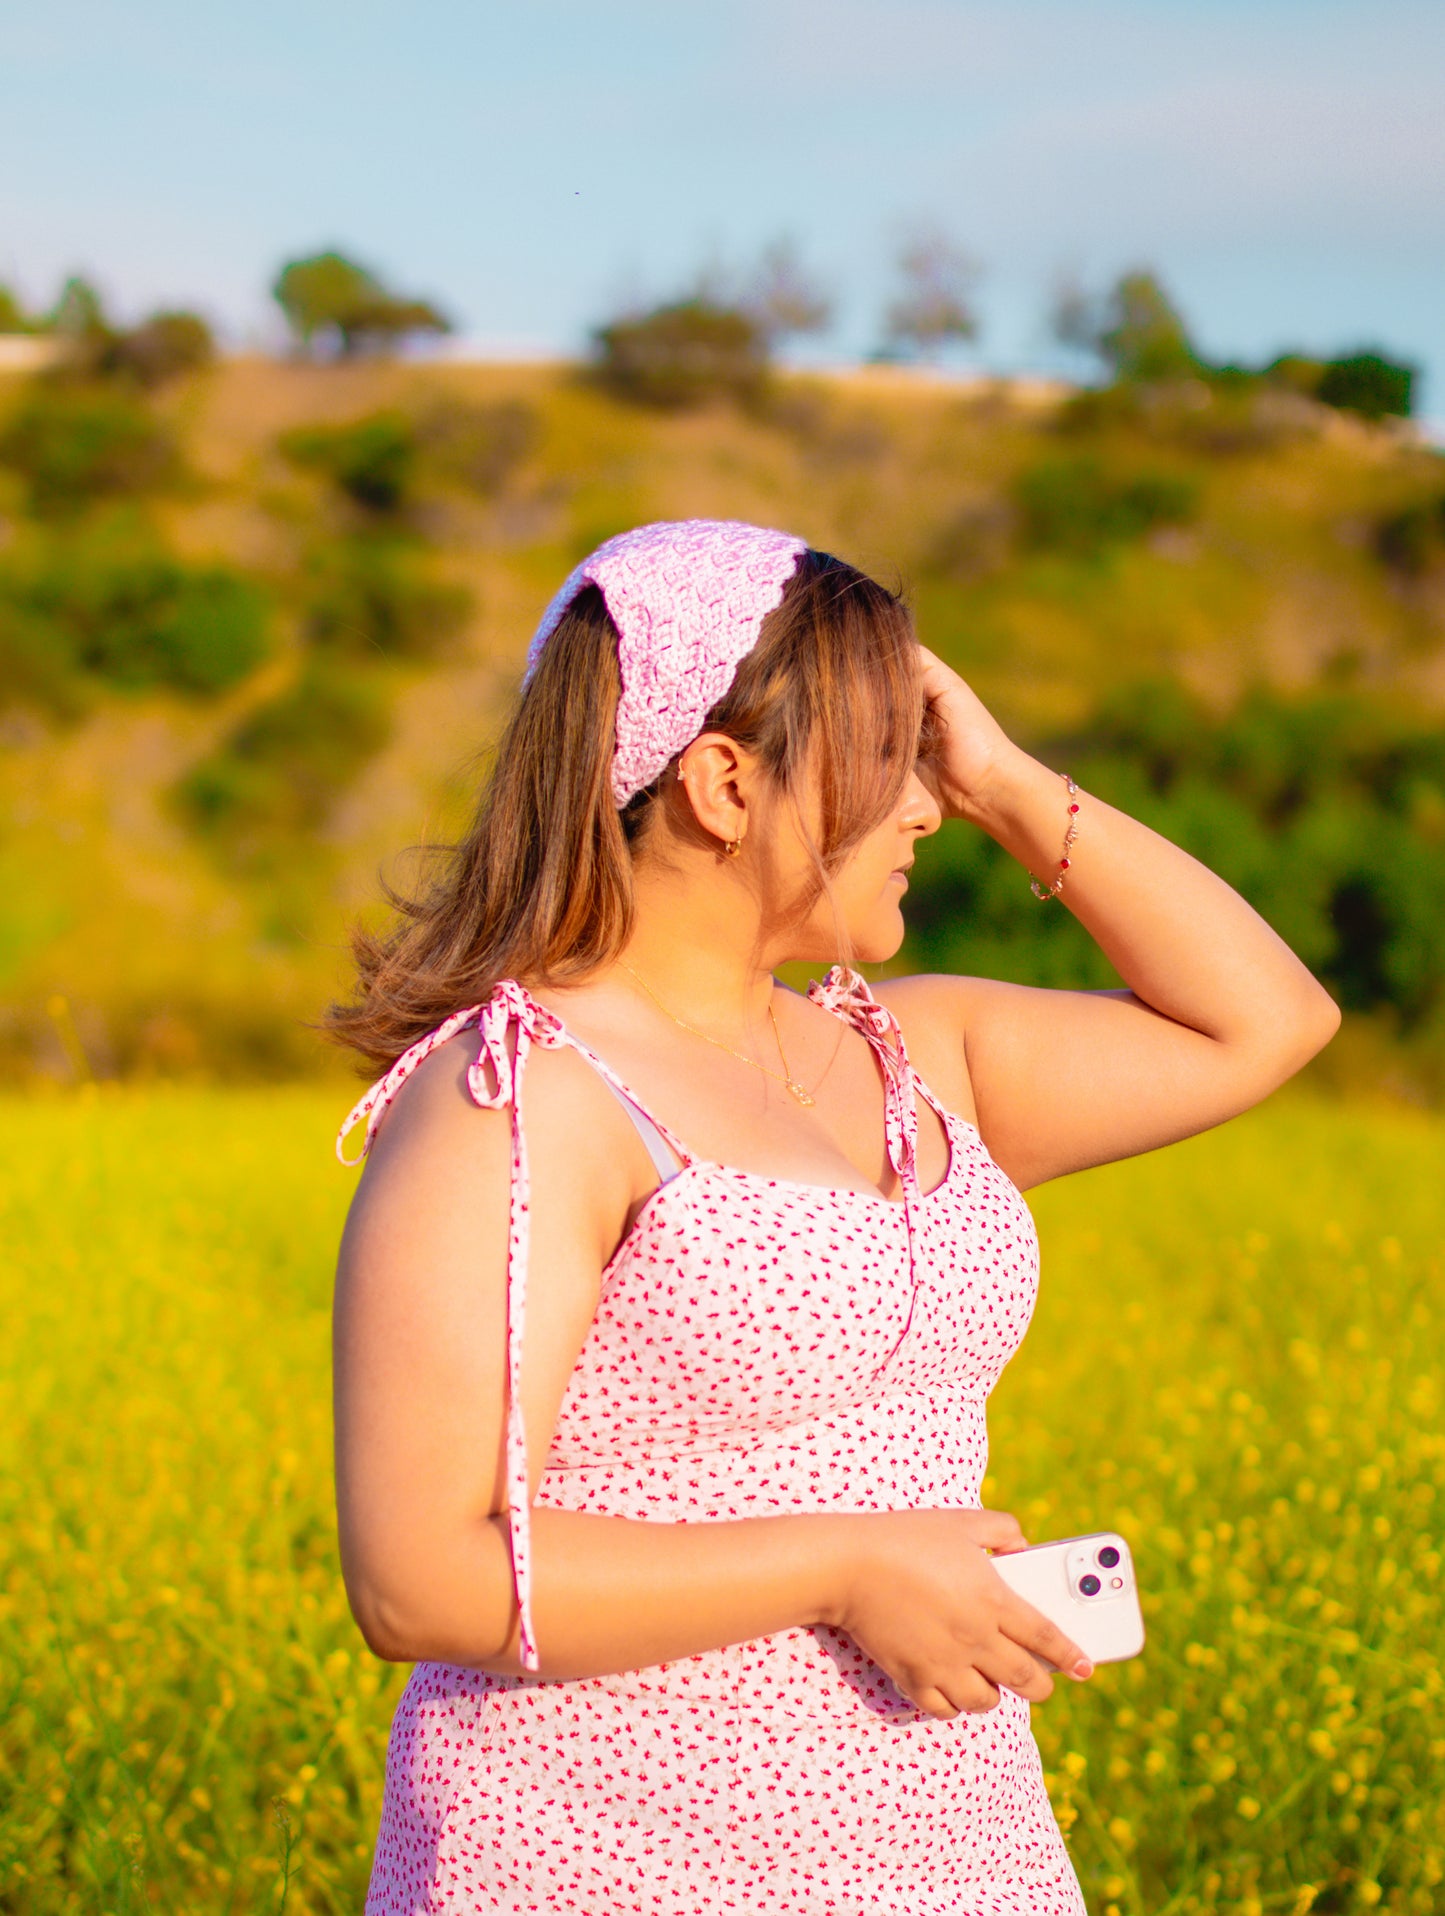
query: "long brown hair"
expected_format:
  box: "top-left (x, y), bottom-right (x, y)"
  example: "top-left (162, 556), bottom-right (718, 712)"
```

top-left (327, 548), bottom-right (923, 1074)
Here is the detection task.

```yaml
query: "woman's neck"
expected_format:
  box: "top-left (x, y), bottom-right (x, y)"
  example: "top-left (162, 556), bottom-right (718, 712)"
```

top-left (618, 853), bottom-right (780, 1030)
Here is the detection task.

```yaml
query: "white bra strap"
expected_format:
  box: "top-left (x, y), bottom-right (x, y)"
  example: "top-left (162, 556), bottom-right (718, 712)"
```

top-left (598, 1076), bottom-right (686, 1185)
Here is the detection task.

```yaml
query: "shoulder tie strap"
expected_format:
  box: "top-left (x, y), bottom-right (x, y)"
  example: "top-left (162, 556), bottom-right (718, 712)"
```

top-left (806, 965), bottom-right (920, 1193)
top-left (808, 963), bottom-right (926, 1367)
top-left (336, 979), bottom-right (567, 1674)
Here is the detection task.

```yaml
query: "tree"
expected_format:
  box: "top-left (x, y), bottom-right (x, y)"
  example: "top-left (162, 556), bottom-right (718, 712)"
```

top-left (271, 251), bottom-right (451, 358)
top-left (48, 276), bottom-right (111, 349)
top-left (1049, 271), bottom-right (1097, 358)
top-left (744, 240), bottom-right (833, 348)
top-left (1051, 269), bottom-right (1199, 384)
top-left (24, 276), bottom-right (212, 388)
top-left (1099, 272), bottom-right (1198, 382)
top-left (0, 284), bottom-right (37, 333)
top-left (880, 230), bottom-right (981, 361)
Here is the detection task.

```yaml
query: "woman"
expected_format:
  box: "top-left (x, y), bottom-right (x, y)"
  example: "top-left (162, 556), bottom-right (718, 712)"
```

top-left (331, 519), bottom-right (1338, 1914)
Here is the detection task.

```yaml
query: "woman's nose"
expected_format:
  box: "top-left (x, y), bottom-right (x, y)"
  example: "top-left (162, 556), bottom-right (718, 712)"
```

top-left (902, 769), bottom-right (943, 836)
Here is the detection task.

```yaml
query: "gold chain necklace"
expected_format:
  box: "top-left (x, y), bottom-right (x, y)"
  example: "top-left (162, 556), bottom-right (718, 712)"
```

top-left (620, 962), bottom-right (818, 1107)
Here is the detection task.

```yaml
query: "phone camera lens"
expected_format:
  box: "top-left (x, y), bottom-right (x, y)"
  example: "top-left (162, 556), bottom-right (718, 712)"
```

top-left (1079, 1573), bottom-right (1102, 1597)
top-left (1097, 1545), bottom-right (1121, 1569)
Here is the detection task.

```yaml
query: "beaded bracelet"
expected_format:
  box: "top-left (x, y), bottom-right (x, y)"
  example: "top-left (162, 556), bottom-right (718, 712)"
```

top-left (1030, 773), bottom-right (1080, 901)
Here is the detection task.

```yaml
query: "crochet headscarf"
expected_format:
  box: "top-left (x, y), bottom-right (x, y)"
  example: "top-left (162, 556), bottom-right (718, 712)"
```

top-left (525, 519), bottom-right (808, 807)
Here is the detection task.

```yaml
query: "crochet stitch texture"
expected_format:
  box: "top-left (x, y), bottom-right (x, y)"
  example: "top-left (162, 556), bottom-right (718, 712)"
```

top-left (526, 519), bottom-right (807, 806)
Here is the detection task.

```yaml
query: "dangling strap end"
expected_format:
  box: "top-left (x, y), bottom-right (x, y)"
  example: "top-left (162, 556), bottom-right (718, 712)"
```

top-left (335, 1004), bottom-right (487, 1167)
top-left (336, 1093), bottom-right (382, 1167)
top-left (511, 1496), bottom-right (540, 1674)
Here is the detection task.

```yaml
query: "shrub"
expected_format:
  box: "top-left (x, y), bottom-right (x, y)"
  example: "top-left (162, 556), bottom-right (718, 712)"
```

top-left (591, 298), bottom-right (770, 410)
top-left (299, 538), bottom-right (471, 659)
top-left (1013, 457), bottom-right (1199, 557)
top-left (1262, 349), bottom-right (1416, 421)
top-left (105, 311), bottom-right (216, 389)
top-left (74, 561), bottom-right (268, 695)
top-left (176, 661), bottom-right (391, 846)
top-left (904, 685), bottom-right (1445, 1031)
top-left (924, 500), bottom-right (1015, 582)
top-left (1315, 351), bottom-right (1415, 421)
top-left (1261, 353), bottom-right (1328, 397)
top-left (1374, 495), bottom-right (1445, 577)
top-left (280, 401), bottom-right (539, 516)
top-left (416, 398), bottom-right (539, 496)
top-left (0, 385), bottom-right (178, 516)
top-left (1056, 375), bottom-right (1321, 457)
top-left (0, 526), bottom-right (269, 709)
top-left (280, 411), bottom-right (417, 514)
top-left (0, 597), bottom-right (85, 718)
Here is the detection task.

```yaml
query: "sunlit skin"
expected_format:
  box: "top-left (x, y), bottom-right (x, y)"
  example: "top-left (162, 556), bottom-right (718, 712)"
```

top-left (332, 642), bottom-right (1340, 1719)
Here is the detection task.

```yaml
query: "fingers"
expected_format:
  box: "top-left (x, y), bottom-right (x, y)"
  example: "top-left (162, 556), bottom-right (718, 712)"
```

top-left (916, 644), bottom-right (960, 701)
top-left (914, 1676), bottom-right (1004, 1719)
top-left (1003, 1599), bottom-right (1093, 1681)
top-left (914, 1685), bottom-right (961, 1720)
top-left (913, 1649), bottom-right (1051, 1718)
top-left (985, 1643), bottom-right (1055, 1704)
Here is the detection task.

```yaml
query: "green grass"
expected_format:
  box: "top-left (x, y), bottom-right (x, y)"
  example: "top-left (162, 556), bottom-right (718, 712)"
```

top-left (1, 1088), bottom-right (1441, 1913)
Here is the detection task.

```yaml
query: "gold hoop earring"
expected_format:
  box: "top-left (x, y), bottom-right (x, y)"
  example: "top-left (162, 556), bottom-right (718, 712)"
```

top-left (722, 837), bottom-right (743, 858)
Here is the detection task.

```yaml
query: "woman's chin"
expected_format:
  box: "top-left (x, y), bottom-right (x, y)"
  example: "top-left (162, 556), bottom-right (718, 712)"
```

top-left (786, 908), bottom-right (905, 970)
top-left (849, 914), bottom-right (907, 967)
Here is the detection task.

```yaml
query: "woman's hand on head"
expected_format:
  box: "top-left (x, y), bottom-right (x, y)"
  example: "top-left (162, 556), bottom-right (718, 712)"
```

top-left (916, 645), bottom-right (1022, 822)
top-left (819, 1505), bottom-right (1093, 1716)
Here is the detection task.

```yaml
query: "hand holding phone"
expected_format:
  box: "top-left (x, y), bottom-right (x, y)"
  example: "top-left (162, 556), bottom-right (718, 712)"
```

top-left (991, 1532), bottom-right (1145, 1670)
top-left (824, 1506), bottom-right (1099, 1717)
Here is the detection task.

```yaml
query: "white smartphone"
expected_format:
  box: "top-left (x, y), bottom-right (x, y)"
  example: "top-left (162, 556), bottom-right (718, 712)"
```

top-left (991, 1531), bottom-right (1146, 1668)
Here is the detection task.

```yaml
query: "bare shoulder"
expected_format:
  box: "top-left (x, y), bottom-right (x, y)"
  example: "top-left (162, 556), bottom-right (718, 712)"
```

top-left (345, 1027), bottom-right (646, 1266)
top-left (349, 1027), bottom-right (509, 1201)
top-left (870, 973), bottom-right (982, 1125)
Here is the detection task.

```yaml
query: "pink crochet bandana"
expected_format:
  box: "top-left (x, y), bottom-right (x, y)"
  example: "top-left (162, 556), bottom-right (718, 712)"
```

top-left (525, 519), bottom-right (808, 806)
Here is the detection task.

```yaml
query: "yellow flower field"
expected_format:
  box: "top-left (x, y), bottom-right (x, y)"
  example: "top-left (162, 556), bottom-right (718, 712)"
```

top-left (1, 1088), bottom-right (1440, 1914)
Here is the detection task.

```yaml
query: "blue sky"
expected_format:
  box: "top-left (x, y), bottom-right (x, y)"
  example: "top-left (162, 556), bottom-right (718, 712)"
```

top-left (3, 0), bottom-right (1443, 406)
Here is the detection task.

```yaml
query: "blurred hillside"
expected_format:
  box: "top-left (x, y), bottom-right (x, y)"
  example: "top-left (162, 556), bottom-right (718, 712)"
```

top-left (3, 351), bottom-right (1444, 1093)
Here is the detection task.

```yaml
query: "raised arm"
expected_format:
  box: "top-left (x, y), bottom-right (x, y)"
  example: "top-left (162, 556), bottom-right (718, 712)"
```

top-left (332, 1030), bottom-right (1091, 1713)
top-left (888, 648), bottom-right (1341, 1192)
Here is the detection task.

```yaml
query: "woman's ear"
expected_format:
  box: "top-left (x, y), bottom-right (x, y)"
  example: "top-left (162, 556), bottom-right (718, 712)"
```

top-left (675, 732), bottom-right (756, 848)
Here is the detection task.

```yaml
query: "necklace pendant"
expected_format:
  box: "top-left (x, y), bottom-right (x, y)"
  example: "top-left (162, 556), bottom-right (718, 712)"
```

top-left (787, 1080), bottom-right (817, 1107)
